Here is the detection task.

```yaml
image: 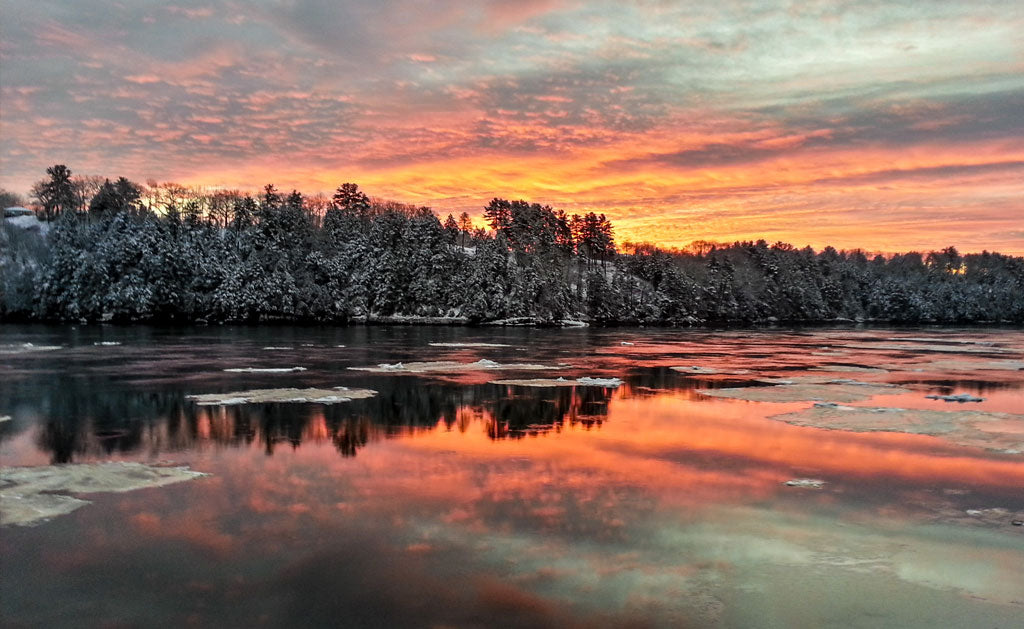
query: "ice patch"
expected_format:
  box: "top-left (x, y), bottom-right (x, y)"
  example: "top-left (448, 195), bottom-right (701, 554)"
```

top-left (840, 343), bottom-right (1017, 355)
top-left (223, 366), bottom-right (307, 373)
top-left (784, 479), bottom-right (826, 488)
top-left (926, 393), bottom-right (985, 403)
top-left (428, 342), bottom-right (512, 348)
top-left (1, 462), bottom-right (208, 526)
top-left (490, 376), bottom-right (623, 388)
top-left (700, 379), bottom-right (908, 403)
top-left (810, 364), bottom-right (889, 374)
top-left (349, 360), bottom-right (562, 374)
top-left (0, 343), bottom-right (63, 354)
top-left (672, 366), bottom-right (719, 375)
top-left (885, 359), bottom-right (1024, 372)
top-left (187, 386), bottom-right (376, 405)
top-left (768, 405), bottom-right (1024, 454)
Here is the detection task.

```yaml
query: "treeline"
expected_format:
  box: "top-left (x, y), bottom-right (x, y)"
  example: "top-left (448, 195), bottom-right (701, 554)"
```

top-left (2, 165), bottom-right (1023, 325)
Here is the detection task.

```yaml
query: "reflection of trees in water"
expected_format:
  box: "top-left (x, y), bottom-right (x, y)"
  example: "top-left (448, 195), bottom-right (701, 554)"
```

top-left (483, 386), bottom-right (610, 440)
top-left (27, 377), bottom-right (621, 462)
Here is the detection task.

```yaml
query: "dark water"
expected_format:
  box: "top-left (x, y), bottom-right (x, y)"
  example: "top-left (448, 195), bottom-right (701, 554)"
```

top-left (1, 325), bottom-right (1023, 628)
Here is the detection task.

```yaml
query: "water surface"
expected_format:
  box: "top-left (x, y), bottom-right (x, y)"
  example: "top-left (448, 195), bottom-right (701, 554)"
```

top-left (2, 325), bottom-right (1023, 627)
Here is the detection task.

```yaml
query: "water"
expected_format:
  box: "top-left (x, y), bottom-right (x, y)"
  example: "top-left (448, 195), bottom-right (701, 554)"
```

top-left (1, 325), bottom-right (1022, 627)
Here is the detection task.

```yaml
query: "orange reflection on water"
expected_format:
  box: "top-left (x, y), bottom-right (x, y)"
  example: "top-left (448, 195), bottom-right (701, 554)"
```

top-left (403, 392), bottom-right (1024, 497)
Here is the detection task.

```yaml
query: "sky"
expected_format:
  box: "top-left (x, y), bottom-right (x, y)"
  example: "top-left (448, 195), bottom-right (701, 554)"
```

top-left (1, 0), bottom-right (1022, 254)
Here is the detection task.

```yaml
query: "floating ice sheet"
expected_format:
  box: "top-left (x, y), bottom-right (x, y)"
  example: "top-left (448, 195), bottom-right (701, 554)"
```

top-left (187, 386), bottom-right (377, 405)
top-left (223, 366), bottom-right (307, 373)
top-left (0, 343), bottom-right (62, 354)
top-left (700, 378), bottom-right (907, 403)
top-left (490, 376), bottom-right (623, 388)
top-left (887, 337), bottom-right (997, 346)
top-left (349, 359), bottom-right (562, 374)
top-left (1, 462), bottom-right (209, 526)
top-left (671, 365), bottom-right (720, 375)
top-left (0, 415), bottom-right (11, 423)
top-left (810, 364), bottom-right (889, 374)
top-left (925, 393), bottom-right (984, 403)
top-left (428, 342), bottom-right (512, 348)
top-left (768, 405), bottom-right (1024, 454)
top-left (884, 359), bottom-right (1024, 372)
top-left (840, 343), bottom-right (1018, 355)
top-left (784, 479), bottom-right (826, 488)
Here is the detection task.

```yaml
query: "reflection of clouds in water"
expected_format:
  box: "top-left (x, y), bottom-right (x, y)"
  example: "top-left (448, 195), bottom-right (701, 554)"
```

top-left (406, 503), bottom-right (1024, 625)
top-left (3, 327), bottom-right (1024, 626)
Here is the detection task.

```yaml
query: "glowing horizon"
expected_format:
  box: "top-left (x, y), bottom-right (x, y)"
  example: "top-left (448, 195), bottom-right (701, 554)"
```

top-left (2, 1), bottom-right (1022, 254)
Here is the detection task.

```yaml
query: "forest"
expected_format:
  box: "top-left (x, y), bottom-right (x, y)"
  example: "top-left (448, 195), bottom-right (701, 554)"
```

top-left (2, 165), bottom-right (1023, 325)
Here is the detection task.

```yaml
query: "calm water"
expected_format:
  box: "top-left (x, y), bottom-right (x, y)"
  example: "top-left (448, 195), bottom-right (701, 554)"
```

top-left (1, 325), bottom-right (1022, 628)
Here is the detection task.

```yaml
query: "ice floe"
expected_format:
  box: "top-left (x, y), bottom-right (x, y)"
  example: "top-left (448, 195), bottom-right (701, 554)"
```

top-left (0, 415), bottom-right (11, 423)
top-left (223, 366), bottom-right (307, 373)
top-left (0, 462), bottom-right (208, 526)
top-left (810, 364), bottom-right (889, 374)
top-left (784, 479), bottom-right (826, 488)
top-left (490, 376), bottom-right (623, 388)
top-left (186, 387), bottom-right (376, 405)
top-left (349, 359), bottom-right (562, 374)
top-left (262, 346), bottom-right (292, 350)
top-left (0, 343), bottom-right (63, 354)
top-left (840, 343), bottom-right (1017, 355)
top-left (885, 359), bottom-right (1024, 372)
top-left (929, 506), bottom-right (1024, 530)
top-left (767, 405), bottom-right (1024, 454)
top-left (672, 365), bottom-right (720, 375)
top-left (887, 337), bottom-right (996, 346)
top-left (925, 393), bottom-right (985, 403)
top-left (699, 377), bottom-right (907, 403)
top-left (93, 341), bottom-right (121, 346)
top-left (428, 342), bottom-right (512, 348)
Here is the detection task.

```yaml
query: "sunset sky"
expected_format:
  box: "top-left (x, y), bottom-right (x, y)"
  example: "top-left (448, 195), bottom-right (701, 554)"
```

top-left (2, 1), bottom-right (1022, 254)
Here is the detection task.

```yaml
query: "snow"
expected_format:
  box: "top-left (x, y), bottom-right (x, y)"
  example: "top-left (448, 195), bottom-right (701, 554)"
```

top-left (484, 317), bottom-right (589, 327)
top-left (187, 386), bottom-right (376, 405)
top-left (559, 319), bottom-right (589, 327)
top-left (223, 366), bottom-right (307, 373)
top-left (3, 214), bottom-right (48, 234)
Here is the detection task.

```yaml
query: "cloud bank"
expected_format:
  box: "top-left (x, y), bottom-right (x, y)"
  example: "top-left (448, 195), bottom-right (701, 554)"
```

top-left (2, 0), bottom-right (1022, 253)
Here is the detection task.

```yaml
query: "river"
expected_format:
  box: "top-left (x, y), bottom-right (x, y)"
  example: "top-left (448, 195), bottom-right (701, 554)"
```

top-left (1, 324), bottom-right (1022, 627)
